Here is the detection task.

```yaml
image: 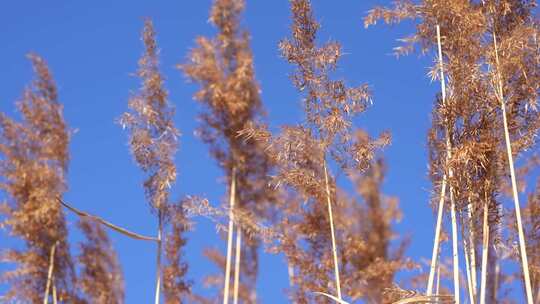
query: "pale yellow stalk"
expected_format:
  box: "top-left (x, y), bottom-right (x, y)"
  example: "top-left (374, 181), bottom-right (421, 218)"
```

top-left (323, 160), bottom-right (342, 299)
top-left (463, 217), bottom-right (475, 304)
top-left (427, 176), bottom-right (447, 296)
top-left (223, 169), bottom-right (237, 304)
top-left (43, 242), bottom-right (58, 304)
top-left (233, 226), bottom-right (242, 304)
top-left (427, 26), bottom-right (460, 303)
top-left (450, 191), bottom-right (460, 304)
top-left (288, 264), bottom-right (295, 288)
top-left (492, 31), bottom-right (534, 304)
top-left (435, 262), bottom-right (441, 296)
top-left (155, 211), bottom-right (163, 304)
top-left (480, 201), bottom-right (489, 304)
top-left (52, 279), bottom-right (57, 304)
top-left (467, 203), bottom-right (478, 300)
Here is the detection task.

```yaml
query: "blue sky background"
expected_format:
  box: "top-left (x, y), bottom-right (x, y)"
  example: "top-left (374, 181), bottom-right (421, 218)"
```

top-left (2, 1), bottom-right (528, 303)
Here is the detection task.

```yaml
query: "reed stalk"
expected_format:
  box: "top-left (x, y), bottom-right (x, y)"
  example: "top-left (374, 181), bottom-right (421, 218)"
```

top-left (462, 214), bottom-right (475, 304)
top-left (467, 203), bottom-right (478, 300)
top-left (58, 197), bottom-right (158, 242)
top-left (233, 226), bottom-right (242, 304)
top-left (155, 211), bottom-right (163, 304)
top-left (480, 200), bottom-right (489, 304)
top-left (492, 31), bottom-right (534, 304)
top-left (427, 175), bottom-right (447, 296)
top-left (52, 279), bottom-right (57, 304)
top-left (43, 242), bottom-right (58, 304)
top-left (435, 263), bottom-right (441, 296)
top-left (223, 169), bottom-right (237, 304)
top-left (323, 160), bottom-right (342, 299)
top-left (427, 25), bottom-right (460, 303)
top-left (450, 191), bottom-right (460, 304)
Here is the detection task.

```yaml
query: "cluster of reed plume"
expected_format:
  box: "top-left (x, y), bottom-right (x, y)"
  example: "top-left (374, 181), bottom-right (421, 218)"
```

top-left (1, 0), bottom-right (539, 303)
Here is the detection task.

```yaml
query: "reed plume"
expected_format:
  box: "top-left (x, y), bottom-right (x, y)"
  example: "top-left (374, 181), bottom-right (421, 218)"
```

top-left (77, 218), bottom-right (125, 304)
top-left (366, 0), bottom-right (540, 302)
top-left (119, 19), bottom-right (185, 304)
top-left (0, 54), bottom-right (80, 303)
top-left (337, 157), bottom-right (411, 303)
top-left (181, 0), bottom-right (273, 302)
top-left (160, 202), bottom-right (191, 304)
top-left (483, 2), bottom-right (540, 301)
top-left (240, 0), bottom-right (389, 302)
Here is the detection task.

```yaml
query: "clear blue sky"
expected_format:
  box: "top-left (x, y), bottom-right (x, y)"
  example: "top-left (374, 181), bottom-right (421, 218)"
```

top-left (1, 1), bottom-right (468, 303)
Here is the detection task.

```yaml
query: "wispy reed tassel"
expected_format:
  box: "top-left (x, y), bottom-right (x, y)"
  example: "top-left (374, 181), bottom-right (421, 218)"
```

top-left (492, 31), bottom-right (534, 304)
top-left (43, 242), bottom-right (58, 304)
top-left (323, 160), bottom-right (342, 299)
top-left (233, 226), bottom-right (242, 304)
top-left (223, 169), bottom-right (237, 304)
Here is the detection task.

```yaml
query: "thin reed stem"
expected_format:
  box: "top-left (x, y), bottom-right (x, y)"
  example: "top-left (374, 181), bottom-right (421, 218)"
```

top-left (323, 159), bottom-right (342, 300)
top-left (427, 176), bottom-right (447, 296)
top-left (450, 191), bottom-right (460, 304)
top-left (233, 226), bottom-right (242, 304)
top-left (467, 203), bottom-right (478, 300)
top-left (428, 26), bottom-right (460, 303)
top-left (43, 242), bottom-right (58, 304)
top-left (480, 200), bottom-right (489, 304)
top-left (462, 213), bottom-right (475, 304)
top-left (287, 263), bottom-right (296, 304)
top-left (288, 264), bottom-right (294, 288)
top-left (492, 31), bottom-right (534, 304)
top-left (223, 168), bottom-right (237, 304)
top-left (155, 210), bottom-right (163, 304)
top-left (435, 262), bottom-right (441, 296)
top-left (58, 197), bottom-right (158, 242)
top-left (52, 279), bottom-right (57, 304)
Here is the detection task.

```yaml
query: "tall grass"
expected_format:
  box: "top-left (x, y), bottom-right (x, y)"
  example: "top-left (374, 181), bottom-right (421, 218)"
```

top-left (1, 1), bottom-right (539, 304)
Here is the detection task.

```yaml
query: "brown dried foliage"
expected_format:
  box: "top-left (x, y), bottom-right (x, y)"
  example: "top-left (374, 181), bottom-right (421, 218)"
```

top-left (366, 0), bottom-right (540, 300)
top-left (181, 0), bottom-right (273, 218)
top-left (181, 0), bottom-right (274, 299)
top-left (0, 54), bottom-right (79, 303)
top-left (338, 159), bottom-right (411, 303)
top-left (192, 248), bottom-right (256, 304)
top-left (237, 1), bottom-right (401, 303)
top-left (162, 203), bottom-right (191, 304)
top-left (77, 218), bottom-right (125, 304)
top-left (120, 19), bottom-right (189, 302)
top-left (120, 19), bottom-right (179, 213)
